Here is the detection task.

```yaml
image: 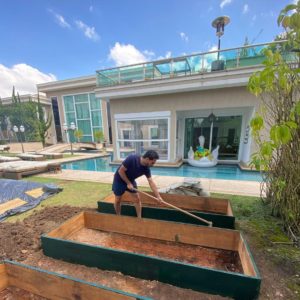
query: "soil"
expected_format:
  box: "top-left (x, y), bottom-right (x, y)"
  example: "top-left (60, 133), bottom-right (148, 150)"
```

top-left (0, 287), bottom-right (47, 300)
top-left (0, 205), bottom-right (298, 299)
top-left (68, 228), bottom-right (243, 273)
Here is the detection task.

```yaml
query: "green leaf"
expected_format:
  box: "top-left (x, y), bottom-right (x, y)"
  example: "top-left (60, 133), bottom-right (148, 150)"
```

top-left (286, 121), bottom-right (298, 129)
top-left (276, 125), bottom-right (292, 144)
top-left (261, 142), bottom-right (273, 157)
top-left (250, 116), bottom-right (264, 131)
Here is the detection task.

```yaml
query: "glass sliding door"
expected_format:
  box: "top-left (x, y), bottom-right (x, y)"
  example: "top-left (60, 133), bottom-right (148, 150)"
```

top-left (116, 118), bottom-right (169, 160)
top-left (184, 115), bottom-right (242, 161)
top-left (214, 116), bottom-right (242, 160)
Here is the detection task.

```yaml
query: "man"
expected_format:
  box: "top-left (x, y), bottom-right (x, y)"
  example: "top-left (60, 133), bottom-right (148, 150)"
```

top-left (112, 150), bottom-right (163, 218)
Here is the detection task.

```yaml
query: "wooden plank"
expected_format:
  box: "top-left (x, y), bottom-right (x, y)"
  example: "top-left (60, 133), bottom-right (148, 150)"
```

top-left (98, 201), bottom-right (235, 229)
top-left (83, 212), bottom-right (240, 251)
top-left (5, 261), bottom-right (147, 300)
top-left (238, 235), bottom-right (259, 277)
top-left (25, 188), bottom-right (44, 198)
top-left (105, 192), bottom-right (230, 215)
top-left (0, 198), bottom-right (27, 215)
top-left (47, 212), bottom-right (85, 239)
top-left (0, 264), bottom-right (8, 292)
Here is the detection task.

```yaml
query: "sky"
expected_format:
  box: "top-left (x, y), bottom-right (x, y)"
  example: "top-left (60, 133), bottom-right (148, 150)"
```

top-left (0, 0), bottom-right (296, 98)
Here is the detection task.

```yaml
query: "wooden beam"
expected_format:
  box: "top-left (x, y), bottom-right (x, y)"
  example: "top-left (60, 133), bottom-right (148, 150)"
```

top-left (47, 212), bottom-right (85, 239)
top-left (84, 212), bottom-right (240, 251)
top-left (238, 235), bottom-right (259, 277)
top-left (0, 264), bottom-right (8, 292)
top-left (104, 192), bottom-right (231, 215)
top-left (5, 262), bottom-right (146, 300)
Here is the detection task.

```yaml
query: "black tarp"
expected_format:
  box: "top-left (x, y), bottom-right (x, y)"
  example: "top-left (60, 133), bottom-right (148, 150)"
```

top-left (0, 179), bottom-right (62, 221)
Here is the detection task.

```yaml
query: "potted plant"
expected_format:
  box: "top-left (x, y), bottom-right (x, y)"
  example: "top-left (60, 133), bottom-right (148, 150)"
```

top-left (74, 129), bottom-right (83, 143)
top-left (94, 130), bottom-right (105, 150)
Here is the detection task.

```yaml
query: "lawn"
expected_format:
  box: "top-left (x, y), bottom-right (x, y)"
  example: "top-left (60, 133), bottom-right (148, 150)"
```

top-left (5, 176), bottom-right (300, 298)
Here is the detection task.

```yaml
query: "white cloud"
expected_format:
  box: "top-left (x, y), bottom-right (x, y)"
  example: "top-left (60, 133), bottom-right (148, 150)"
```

top-left (143, 50), bottom-right (155, 58)
top-left (0, 64), bottom-right (56, 98)
top-left (243, 4), bottom-right (249, 14)
top-left (89, 5), bottom-right (94, 12)
top-left (220, 0), bottom-right (232, 9)
top-left (75, 20), bottom-right (99, 41)
top-left (48, 9), bottom-right (71, 28)
top-left (157, 51), bottom-right (172, 60)
top-left (179, 32), bottom-right (189, 42)
top-left (109, 43), bottom-right (153, 66)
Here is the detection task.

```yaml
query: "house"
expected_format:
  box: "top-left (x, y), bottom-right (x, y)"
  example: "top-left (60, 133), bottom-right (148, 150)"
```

top-left (38, 76), bottom-right (110, 145)
top-left (38, 40), bottom-right (290, 166)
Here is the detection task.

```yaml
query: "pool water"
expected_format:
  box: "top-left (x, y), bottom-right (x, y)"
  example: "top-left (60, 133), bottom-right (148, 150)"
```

top-left (62, 156), bottom-right (262, 181)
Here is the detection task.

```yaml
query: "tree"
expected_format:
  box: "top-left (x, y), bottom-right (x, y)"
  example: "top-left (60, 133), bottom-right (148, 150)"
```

top-left (74, 129), bottom-right (83, 142)
top-left (36, 93), bottom-right (52, 147)
top-left (248, 1), bottom-right (300, 241)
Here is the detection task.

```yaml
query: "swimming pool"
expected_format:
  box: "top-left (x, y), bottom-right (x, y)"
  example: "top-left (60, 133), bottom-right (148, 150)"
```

top-left (62, 156), bottom-right (262, 181)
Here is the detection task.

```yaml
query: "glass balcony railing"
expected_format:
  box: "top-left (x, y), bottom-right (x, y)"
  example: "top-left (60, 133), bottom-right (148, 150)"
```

top-left (96, 41), bottom-right (294, 88)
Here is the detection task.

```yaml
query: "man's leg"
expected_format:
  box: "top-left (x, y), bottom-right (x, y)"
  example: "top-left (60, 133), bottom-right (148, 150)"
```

top-left (114, 195), bottom-right (122, 215)
top-left (131, 192), bottom-right (142, 218)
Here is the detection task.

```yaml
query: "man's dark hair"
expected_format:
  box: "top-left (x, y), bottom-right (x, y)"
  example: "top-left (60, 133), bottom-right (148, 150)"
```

top-left (143, 150), bottom-right (159, 160)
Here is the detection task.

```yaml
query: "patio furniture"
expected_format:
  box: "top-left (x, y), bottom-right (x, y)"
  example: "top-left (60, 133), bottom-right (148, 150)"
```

top-left (77, 142), bottom-right (97, 150)
top-left (41, 152), bottom-right (64, 159)
top-left (17, 153), bottom-right (45, 161)
top-left (0, 156), bottom-right (21, 162)
top-left (0, 145), bottom-right (10, 152)
top-left (0, 161), bottom-right (49, 180)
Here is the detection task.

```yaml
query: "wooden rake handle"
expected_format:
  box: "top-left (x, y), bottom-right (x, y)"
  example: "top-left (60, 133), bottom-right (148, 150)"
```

top-left (135, 189), bottom-right (213, 227)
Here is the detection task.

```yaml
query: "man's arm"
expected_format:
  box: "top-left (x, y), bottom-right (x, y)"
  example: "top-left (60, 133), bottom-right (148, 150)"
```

top-left (147, 177), bottom-right (163, 203)
top-left (118, 165), bottom-right (134, 190)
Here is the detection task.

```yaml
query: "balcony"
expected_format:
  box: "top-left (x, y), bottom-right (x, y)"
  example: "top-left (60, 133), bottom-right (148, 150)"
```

top-left (96, 41), bottom-right (294, 88)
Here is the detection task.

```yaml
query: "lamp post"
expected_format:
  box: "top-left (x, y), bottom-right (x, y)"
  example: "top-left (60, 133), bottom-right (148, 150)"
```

top-left (13, 125), bottom-right (25, 153)
top-left (63, 122), bottom-right (76, 155)
top-left (212, 16), bottom-right (230, 61)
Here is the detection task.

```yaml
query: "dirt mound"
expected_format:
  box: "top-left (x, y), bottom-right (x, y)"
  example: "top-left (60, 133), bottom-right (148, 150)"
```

top-left (0, 206), bottom-right (91, 261)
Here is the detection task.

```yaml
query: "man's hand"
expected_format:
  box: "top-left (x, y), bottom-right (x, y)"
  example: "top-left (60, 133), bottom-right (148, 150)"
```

top-left (127, 183), bottom-right (135, 191)
top-left (156, 196), bottom-right (163, 204)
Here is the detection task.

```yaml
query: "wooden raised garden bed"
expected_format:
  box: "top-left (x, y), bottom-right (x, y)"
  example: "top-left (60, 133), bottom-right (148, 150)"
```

top-left (42, 211), bottom-right (260, 299)
top-left (0, 260), bottom-right (149, 300)
top-left (99, 192), bottom-right (235, 228)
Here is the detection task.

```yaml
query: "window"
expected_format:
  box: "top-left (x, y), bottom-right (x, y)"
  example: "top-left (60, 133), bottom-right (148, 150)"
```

top-left (149, 126), bottom-right (159, 147)
top-left (116, 116), bottom-right (169, 161)
top-left (63, 93), bottom-right (103, 142)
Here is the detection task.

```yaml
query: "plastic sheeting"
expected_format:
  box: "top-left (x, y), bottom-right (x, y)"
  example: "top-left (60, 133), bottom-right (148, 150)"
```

top-left (0, 179), bottom-right (63, 221)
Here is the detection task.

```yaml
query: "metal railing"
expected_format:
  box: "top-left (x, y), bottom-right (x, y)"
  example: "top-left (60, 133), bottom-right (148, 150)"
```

top-left (96, 41), bottom-right (293, 88)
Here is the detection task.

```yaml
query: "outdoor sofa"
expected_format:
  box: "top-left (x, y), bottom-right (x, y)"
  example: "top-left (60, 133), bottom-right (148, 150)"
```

top-left (0, 160), bottom-right (56, 180)
top-left (0, 156), bottom-right (21, 163)
top-left (17, 153), bottom-right (45, 161)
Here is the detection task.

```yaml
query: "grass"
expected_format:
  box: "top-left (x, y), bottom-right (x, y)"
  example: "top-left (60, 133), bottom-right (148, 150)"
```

top-left (5, 177), bottom-right (300, 296)
top-left (0, 152), bottom-right (18, 157)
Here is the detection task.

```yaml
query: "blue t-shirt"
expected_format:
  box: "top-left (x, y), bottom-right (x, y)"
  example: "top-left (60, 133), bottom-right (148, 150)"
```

top-left (114, 154), bottom-right (151, 184)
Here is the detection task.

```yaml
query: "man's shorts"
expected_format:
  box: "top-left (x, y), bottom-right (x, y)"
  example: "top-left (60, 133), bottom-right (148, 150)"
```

top-left (112, 180), bottom-right (137, 196)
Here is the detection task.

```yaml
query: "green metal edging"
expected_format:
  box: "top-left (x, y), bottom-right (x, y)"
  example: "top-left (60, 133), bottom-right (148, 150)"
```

top-left (97, 201), bottom-right (235, 229)
top-left (3, 260), bottom-right (151, 300)
top-left (42, 235), bottom-right (261, 299)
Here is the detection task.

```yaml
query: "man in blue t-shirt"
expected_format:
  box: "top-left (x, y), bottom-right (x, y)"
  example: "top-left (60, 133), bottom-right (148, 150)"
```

top-left (112, 150), bottom-right (163, 218)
